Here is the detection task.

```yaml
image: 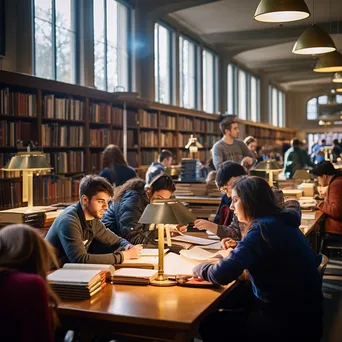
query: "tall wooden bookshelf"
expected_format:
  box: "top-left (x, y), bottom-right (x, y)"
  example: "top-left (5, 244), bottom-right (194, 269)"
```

top-left (0, 70), bottom-right (295, 209)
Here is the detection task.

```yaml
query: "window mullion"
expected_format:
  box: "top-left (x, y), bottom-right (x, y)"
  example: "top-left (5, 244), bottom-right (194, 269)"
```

top-left (104, 0), bottom-right (108, 91)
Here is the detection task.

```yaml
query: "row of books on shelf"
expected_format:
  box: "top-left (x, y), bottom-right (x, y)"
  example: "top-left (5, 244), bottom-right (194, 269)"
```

top-left (246, 126), bottom-right (293, 139)
top-left (175, 182), bottom-right (220, 197)
top-left (90, 129), bottom-right (110, 147)
top-left (139, 111), bottom-right (157, 128)
top-left (47, 151), bottom-right (85, 174)
top-left (0, 120), bottom-right (32, 147)
top-left (140, 150), bottom-right (158, 166)
top-left (160, 115), bottom-right (176, 129)
top-left (194, 118), bottom-right (206, 132)
top-left (140, 131), bottom-right (158, 147)
top-left (160, 132), bottom-right (177, 147)
top-left (44, 95), bottom-right (84, 121)
top-left (0, 88), bottom-right (37, 117)
top-left (90, 103), bottom-right (111, 124)
top-left (179, 116), bottom-right (193, 131)
top-left (178, 133), bottom-right (205, 147)
top-left (0, 176), bottom-right (81, 210)
top-left (207, 121), bottom-right (219, 134)
top-left (42, 124), bottom-right (84, 147)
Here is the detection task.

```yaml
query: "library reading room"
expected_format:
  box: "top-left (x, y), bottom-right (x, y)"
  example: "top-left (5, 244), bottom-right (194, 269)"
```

top-left (1, 0), bottom-right (342, 341)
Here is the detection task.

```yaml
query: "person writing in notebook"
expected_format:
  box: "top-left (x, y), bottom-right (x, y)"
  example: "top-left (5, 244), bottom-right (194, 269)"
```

top-left (46, 175), bottom-right (141, 266)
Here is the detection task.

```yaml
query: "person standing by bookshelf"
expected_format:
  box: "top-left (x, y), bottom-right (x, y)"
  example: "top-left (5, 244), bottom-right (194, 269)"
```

top-left (99, 144), bottom-right (137, 186)
top-left (212, 116), bottom-right (255, 170)
top-left (46, 175), bottom-right (141, 266)
top-left (145, 149), bottom-right (173, 184)
top-left (0, 224), bottom-right (59, 342)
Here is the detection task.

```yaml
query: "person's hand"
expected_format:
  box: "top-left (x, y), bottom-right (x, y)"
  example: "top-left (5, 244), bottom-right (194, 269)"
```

top-left (221, 238), bottom-right (237, 250)
top-left (122, 245), bottom-right (142, 260)
top-left (217, 248), bottom-right (233, 258)
top-left (165, 224), bottom-right (187, 235)
top-left (242, 157), bottom-right (253, 166)
top-left (194, 219), bottom-right (218, 233)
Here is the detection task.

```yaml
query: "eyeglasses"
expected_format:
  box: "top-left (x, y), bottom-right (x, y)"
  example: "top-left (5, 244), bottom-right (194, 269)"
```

top-left (218, 185), bottom-right (232, 194)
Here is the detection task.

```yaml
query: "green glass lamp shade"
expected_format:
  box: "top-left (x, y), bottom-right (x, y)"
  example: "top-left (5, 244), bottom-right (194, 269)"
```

top-left (254, 0), bottom-right (310, 23)
top-left (292, 25), bottom-right (336, 55)
top-left (1, 152), bottom-right (52, 172)
top-left (314, 51), bottom-right (342, 73)
top-left (138, 201), bottom-right (196, 225)
top-left (332, 72), bottom-right (342, 83)
top-left (254, 159), bottom-right (283, 171)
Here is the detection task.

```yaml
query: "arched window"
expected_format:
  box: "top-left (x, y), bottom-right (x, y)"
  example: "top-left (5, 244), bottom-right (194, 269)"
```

top-left (306, 95), bottom-right (328, 120)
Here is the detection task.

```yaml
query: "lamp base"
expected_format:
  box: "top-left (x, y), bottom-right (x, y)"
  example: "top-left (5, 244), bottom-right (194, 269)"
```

top-left (150, 274), bottom-right (177, 286)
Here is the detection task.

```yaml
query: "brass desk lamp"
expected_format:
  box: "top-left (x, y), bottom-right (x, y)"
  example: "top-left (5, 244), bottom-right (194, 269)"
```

top-left (138, 200), bottom-right (196, 286)
top-left (254, 159), bottom-right (283, 187)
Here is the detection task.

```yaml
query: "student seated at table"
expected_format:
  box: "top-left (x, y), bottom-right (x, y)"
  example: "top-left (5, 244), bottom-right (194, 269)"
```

top-left (46, 175), bottom-right (141, 265)
top-left (97, 173), bottom-right (184, 247)
top-left (0, 224), bottom-right (59, 342)
top-left (194, 161), bottom-right (299, 241)
top-left (99, 144), bottom-right (137, 187)
top-left (145, 149), bottom-right (173, 184)
top-left (311, 161), bottom-right (342, 236)
top-left (194, 177), bottom-right (323, 342)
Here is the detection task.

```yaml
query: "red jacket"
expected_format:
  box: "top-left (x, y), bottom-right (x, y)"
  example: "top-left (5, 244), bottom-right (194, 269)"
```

top-left (317, 173), bottom-right (342, 235)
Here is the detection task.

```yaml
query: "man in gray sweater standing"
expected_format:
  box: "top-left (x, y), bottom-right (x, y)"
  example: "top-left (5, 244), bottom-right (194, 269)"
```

top-left (46, 175), bottom-right (141, 265)
top-left (212, 115), bottom-right (255, 170)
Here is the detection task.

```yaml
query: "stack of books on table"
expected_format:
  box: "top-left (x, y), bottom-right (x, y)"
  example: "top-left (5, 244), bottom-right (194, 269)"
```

top-left (47, 264), bottom-right (114, 300)
top-left (175, 182), bottom-right (207, 196)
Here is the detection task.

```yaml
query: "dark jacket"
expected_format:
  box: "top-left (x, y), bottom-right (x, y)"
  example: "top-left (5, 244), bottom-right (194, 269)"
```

top-left (317, 172), bottom-right (342, 235)
top-left (194, 209), bottom-right (322, 311)
top-left (213, 195), bottom-right (232, 224)
top-left (45, 202), bottom-right (130, 265)
top-left (283, 147), bottom-right (306, 179)
top-left (99, 164), bottom-right (137, 186)
top-left (101, 180), bottom-right (157, 244)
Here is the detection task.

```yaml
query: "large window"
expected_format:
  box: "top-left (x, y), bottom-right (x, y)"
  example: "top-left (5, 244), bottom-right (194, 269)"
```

top-left (202, 49), bottom-right (216, 113)
top-left (34, 0), bottom-right (76, 83)
top-left (179, 36), bottom-right (197, 109)
top-left (227, 63), bottom-right (260, 121)
top-left (269, 85), bottom-right (286, 127)
top-left (306, 95), bottom-right (328, 120)
top-left (94, 0), bottom-right (130, 92)
top-left (155, 23), bottom-right (173, 104)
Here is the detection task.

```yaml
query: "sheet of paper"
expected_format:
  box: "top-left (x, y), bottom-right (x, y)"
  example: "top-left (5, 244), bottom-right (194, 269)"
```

top-left (164, 252), bottom-right (203, 276)
top-left (180, 246), bottom-right (220, 261)
top-left (201, 241), bottom-right (222, 250)
top-left (139, 248), bottom-right (169, 256)
top-left (114, 268), bottom-right (157, 278)
top-left (171, 234), bottom-right (217, 246)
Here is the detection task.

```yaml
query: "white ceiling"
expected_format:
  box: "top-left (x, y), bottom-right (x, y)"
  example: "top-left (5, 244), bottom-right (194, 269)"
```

top-left (169, 0), bottom-right (342, 92)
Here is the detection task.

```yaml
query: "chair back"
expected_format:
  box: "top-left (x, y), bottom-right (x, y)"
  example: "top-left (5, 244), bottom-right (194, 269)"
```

top-left (317, 253), bottom-right (329, 278)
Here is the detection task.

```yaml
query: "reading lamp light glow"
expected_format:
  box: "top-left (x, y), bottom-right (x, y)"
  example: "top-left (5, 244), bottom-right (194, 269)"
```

top-left (332, 73), bottom-right (342, 83)
top-left (185, 135), bottom-right (203, 159)
top-left (292, 25), bottom-right (336, 55)
top-left (314, 51), bottom-right (342, 72)
top-left (1, 151), bottom-right (52, 210)
top-left (138, 200), bottom-right (196, 286)
top-left (254, 0), bottom-right (310, 23)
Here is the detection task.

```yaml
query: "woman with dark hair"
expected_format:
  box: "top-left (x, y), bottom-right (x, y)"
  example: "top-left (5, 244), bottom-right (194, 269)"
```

top-left (99, 144), bottom-right (136, 186)
top-left (91, 174), bottom-right (177, 248)
top-left (0, 224), bottom-right (59, 342)
top-left (195, 177), bottom-right (323, 342)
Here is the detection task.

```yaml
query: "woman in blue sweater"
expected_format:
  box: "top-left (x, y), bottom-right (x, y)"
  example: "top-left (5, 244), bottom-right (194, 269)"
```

top-left (195, 176), bottom-right (323, 342)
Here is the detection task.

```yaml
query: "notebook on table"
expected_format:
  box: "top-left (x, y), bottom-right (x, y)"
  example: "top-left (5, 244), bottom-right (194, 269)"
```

top-left (112, 268), bottom-right (158, 285)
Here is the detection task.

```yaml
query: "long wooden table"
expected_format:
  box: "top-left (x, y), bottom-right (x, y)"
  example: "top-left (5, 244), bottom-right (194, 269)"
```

top-left (57, 281), bottom-right (236, 342)
top-left (300, 210), bottom-right (324, 254)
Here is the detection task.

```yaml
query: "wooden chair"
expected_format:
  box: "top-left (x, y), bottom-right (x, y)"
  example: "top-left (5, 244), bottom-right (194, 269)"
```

top-left (317, 253), bottom-right (329, 278)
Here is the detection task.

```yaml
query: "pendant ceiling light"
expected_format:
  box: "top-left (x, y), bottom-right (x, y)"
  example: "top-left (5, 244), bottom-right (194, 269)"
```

top-left (292, 25), bottom-right (336, 54)
top-left (332, 73), bottom-right (342, 83)
top-left (254, 0), bottom-right (310, 23)
top-left (314, 51), bottom-right (342, 72)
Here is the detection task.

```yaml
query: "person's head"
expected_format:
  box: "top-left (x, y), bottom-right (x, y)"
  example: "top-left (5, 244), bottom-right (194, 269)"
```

top-left (79, 175), bottom-right (114, 219)
top-left (219, 115), bottom-right (239, 139)
top-left (102, 144), bottom-right (127, 168)
top-left (311, 161), bottom-right (337, 186)
top-left (145, 173), bottom-right (176, 203)
top-left (333, 139), bottom-right (339, 146)
top-left (291, 138), bottom-right (301, 148)
top-left (205, 170), bottom-right (217, 184)
top-left (244, 136), bottom-right (257, 153)
top-left (215, 161), bottom-right (247, 197)
top-left (158, 150), bottom-right (173, 167)
top-left (321, 139), bottom-right (326, 145)
top-left (230, 177), bottom-right (280, 224)
top-left (0, 224), bottom-right (59, 319)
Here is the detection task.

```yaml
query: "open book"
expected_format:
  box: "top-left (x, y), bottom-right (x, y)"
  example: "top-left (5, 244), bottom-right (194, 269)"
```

top-left (112, 268), bottom-right (158, 285)
top-left (62, 263), bottom-right (115, 279)
top-left (171, 234), bottom-right (217, 246)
